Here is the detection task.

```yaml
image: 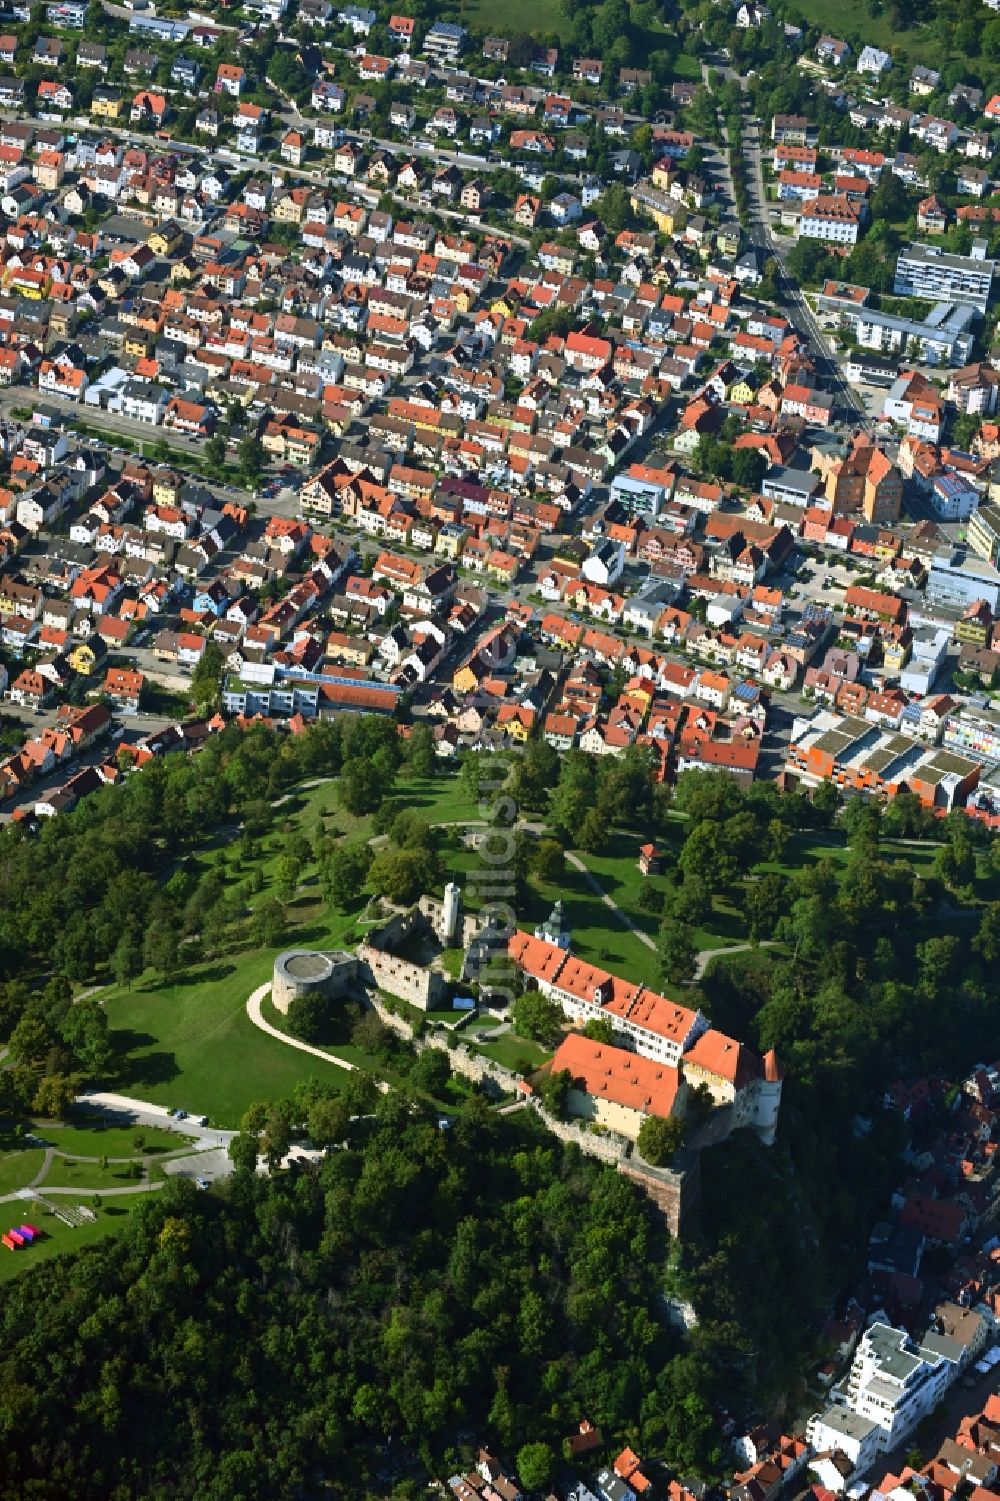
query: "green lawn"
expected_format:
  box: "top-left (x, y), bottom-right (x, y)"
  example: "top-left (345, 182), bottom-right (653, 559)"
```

top-left (398, 772), bottom-right (483, 827)
top-left (36, 1118), bottom-right (187, 1158)
top-left (472, 1031), bottom-right (550, 1071)
top-left (756, 831), bottom-right (943, 882)
top-left (457, 0), bottom-right (573, 41)
top-left (569, 838), bottom-right (751, 965)
top-left (268, 766), bottom-right (479, 837)
top-left (0, 1196), bottom-right (142, 1284)
top-left (438, 949), bottom-right (465, 982)
top-left (45, 1159), bottom-right (147, 1192)
top-left (103, 947), bottom-right (349, 1128)
top-left (439, 836), bottom-right (666, 988)
top-left (0, 1144), bottom-right (46, 1197)
top-left (673, 52), bottom-right (703, 81)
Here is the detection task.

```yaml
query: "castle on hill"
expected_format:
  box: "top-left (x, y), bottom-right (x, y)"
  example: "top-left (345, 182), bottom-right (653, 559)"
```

top-left (509, 930), bottom-right (783, 1147)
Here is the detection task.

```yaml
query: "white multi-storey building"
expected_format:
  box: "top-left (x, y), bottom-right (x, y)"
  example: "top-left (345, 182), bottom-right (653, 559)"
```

top-left (805, 1409), bottom-right (881, 1475)
top-left (808, 1322), bottom-right (961, 1475)
top-left (894, 242), bottom-right (995, 313)
top-left (853, 302), bottom-right (976, 367)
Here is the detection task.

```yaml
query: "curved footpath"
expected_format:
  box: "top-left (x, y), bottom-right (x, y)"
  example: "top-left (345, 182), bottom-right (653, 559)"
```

top-left (0, 1182), bottom-right (163, 1206)
top-left (246, 983), bottom-right (356, 1073)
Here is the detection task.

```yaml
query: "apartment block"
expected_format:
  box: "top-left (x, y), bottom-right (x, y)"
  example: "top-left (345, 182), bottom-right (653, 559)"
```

top-left (893, 242), bottom-right (995, 313)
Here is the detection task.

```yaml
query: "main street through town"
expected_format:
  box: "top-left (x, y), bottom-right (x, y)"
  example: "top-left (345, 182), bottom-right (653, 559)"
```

top-left (735, 104), bottom-right (875, 436)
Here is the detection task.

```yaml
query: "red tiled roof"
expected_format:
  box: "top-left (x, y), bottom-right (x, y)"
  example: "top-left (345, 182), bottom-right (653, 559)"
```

top-left (551, 1033), bottom-right (680, 1119)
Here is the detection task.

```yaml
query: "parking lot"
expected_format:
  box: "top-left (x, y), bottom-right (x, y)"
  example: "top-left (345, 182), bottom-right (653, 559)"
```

top-left (771, 555), bottom-right (864, 611)
top-left (796, 556), bottom-right (863, 608)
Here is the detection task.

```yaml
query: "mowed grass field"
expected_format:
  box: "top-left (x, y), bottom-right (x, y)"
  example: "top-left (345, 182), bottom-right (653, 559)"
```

top-left (0, 1197), bottom-right (140, 1284)
top-left (103, 936), bottom-right (353, 1128)
top-left (457, 0), bottom-right (574, 42)
top-left (99, 771), bottom-right (486, 1127)
top-left (36, 1120), bottom-right (187, 1158)
top-left (440, 837), bottom-right (666, 987)
top-left (0, 1143), bottom-right (46, 1197)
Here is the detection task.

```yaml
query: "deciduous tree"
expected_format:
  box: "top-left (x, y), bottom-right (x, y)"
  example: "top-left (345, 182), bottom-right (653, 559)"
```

top-left (637, 1113), bottom-right (685, 1166)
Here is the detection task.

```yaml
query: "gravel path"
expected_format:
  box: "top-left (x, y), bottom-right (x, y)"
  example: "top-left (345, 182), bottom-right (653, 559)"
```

top-left (246, 982), bottom-right (357, 1071)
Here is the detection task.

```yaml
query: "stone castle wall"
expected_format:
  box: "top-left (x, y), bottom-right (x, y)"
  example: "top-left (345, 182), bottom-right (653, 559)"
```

top-left (367, 993), bottom-right (522, 1097)
top-left (359, 945), bottom-right (447, 1011)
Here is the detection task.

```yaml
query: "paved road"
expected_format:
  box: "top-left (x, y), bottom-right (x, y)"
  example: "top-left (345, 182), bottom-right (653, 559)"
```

top-left (0, 388), bottom-right (312, 520)
top-left (735, 105), bottom-right (873, 434)
top-left (0, 1181), bottom-right (164, 1205)
top-left (0, 387), bottom-right (269, 505)
top-left (0, 708), bottom-right (196, 825)
top-left (161, 1146), bottom-right (232, 1184)
top-left (27, 1146), bottom-right (53, 1190)
top-left (74, 1092), bottom-right (238, 1152)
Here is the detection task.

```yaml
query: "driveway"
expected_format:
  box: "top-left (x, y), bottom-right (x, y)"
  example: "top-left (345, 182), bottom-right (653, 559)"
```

top-left (74, 1091), bottom-right (237, 1153)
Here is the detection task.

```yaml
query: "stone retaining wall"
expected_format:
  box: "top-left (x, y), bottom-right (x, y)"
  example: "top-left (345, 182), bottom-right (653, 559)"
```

top-left (367, 993), bottom-right (522, 1098)
top-left (527, 1105), bottom-right (629, 1165)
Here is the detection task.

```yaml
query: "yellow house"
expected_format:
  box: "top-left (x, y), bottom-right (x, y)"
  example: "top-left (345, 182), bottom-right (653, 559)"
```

top-left (498, 706), bottom-right (533, 742)
top-left (148, 223), bottom-right (183, 256)
top-left (452, 661), bottom-right (481, 694)
top-left (68, 640), bottom-right (105, 676)
top-left (123, 330), bottom-right (154, 358)
top-left (883, 636), bottom-right (911, 672)
top-left (954, 612), bottom-right (990, 646)
top-left (630, 188), bottom-right (683, 235)
top-left (729, 378), bottom-right (756, 405)
top-left (490, 295), bottom-right (516, 318)
top-left (91, 90), bottom-right (124, 120)
top-left (487, 552), bottom-right (518, 585)
top-left (152, 472), bottom-right (182, 506)
top-left (273, 193), bottom-right (305, 224)
top-left (171, 258), bottom-right (196, 284)
top-left (434, 525), bottom-right (467, 560)
top-left (34, 152), bottom-right (64, 190)
top-left (49, 306), bottom-right (78, 339)
top-left (624, 681), bottom-right (654, 713)
top-left (9, 275), bottom-right (47, 300)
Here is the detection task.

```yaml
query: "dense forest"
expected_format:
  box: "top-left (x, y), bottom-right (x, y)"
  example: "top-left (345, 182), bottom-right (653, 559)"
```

top-left (0, 1099), bottom-right (684, 1500)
